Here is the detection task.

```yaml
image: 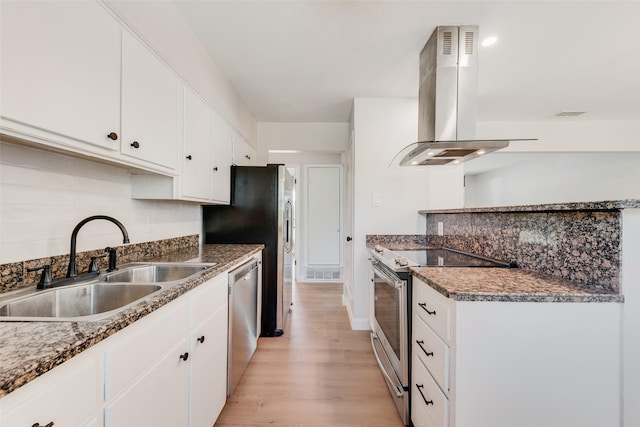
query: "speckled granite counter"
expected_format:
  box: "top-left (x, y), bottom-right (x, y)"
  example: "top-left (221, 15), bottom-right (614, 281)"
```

top-left (0, 243), bottom-right (263, 398)
top-left (418, 199), bottom-right (640, 214)
top-left (412, 267), bottom-right (623, 303)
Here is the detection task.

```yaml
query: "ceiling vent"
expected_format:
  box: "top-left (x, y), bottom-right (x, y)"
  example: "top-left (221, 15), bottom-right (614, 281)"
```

top-left (555, 111), bottom-right (587, 117)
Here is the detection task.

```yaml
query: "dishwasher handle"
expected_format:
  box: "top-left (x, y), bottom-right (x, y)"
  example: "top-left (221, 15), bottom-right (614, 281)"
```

top-left (228, 260), bottom-right (259, 284)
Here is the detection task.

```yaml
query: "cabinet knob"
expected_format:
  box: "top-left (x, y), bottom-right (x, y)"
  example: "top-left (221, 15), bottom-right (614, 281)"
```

top-left (179, 352), bottom-right (189, 361)
top-left (130, 141), bottom-right (140, 149)
top-left (197, 335), bottom-right (205, 343)
top-left (245, 154), bottom-right (251, 160)
top-left (107, 132), bottom-right (118, 141)
top-left (346, 236), bottom-right (352, 242)
top-left (213, 166), bottom-right (218, 171)
top-left (32, 423), bottom-right (54, 427)
top-left (186, 155), bottom-right (192, 160)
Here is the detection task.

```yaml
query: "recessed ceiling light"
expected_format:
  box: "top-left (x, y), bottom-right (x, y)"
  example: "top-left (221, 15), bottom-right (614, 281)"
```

top-left (477, 150), bottom-right (486, 155)
top-left (481, 36), bottom-right (498, 47)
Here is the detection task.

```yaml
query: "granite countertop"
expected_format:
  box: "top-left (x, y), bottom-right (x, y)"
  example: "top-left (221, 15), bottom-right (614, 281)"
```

top-left (367, 241), bottom-right (622, 303)
top-left (412, 267), bottom-right (623, 303)
top-left (418, 199), bottom-right (640, 214)
top-left (0, 243), bottom-right (263, 398)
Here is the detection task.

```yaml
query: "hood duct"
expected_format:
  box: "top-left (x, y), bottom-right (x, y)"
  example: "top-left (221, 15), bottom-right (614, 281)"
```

top-left (394, 25), bottom-right (534, 167)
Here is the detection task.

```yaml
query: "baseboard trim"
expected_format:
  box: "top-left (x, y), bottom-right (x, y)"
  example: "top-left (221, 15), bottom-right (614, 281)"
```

top-left (344, 296), bottom-right (370, 331)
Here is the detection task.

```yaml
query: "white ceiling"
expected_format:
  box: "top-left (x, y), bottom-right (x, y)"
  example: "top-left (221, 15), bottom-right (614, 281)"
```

top-left (174, 1), bottom-right (640, 123)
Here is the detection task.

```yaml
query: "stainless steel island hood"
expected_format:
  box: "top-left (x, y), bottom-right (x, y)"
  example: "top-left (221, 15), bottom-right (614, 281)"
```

top-left (394, 25), bottom-right (534, 167)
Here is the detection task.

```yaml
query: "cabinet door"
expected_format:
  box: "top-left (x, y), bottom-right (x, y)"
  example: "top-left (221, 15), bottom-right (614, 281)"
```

top-left (0, 349), bottom-right (100, 427)
top-left (189, 273), bottom-right (229, 426)
top-left (0, 1), bottom-right (121, 153)
top-left (211, 111), bottom-right (233, 204)
top-left (183, 88), bottom-right (213, 200)
top-left (232, 132), bottom-right (257, 166)
top-left (121, 31), bottom-right (181, 171)
top-left (190, 305), bottom-right (228, 427)
top-left (105, 338), bottom-right (190, 427)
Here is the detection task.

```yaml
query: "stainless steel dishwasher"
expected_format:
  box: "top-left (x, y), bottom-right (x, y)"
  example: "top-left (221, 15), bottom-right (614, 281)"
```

top-left (228, 259), bottom-right (260, 396)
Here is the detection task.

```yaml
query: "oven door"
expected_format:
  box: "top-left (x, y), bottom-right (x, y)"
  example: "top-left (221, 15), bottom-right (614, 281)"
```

top-left (370, 260), bottom-right (408, 425)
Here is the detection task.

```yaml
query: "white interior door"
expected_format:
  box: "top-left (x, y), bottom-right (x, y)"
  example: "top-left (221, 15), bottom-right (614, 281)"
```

top-left (304, 165), bottom-right (343, 274)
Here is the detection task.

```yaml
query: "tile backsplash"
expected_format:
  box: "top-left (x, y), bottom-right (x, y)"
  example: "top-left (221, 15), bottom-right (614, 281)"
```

top-left (0, 234), bottom-right (199, 293)
top-left (426, 211), bottom-right (621, 292)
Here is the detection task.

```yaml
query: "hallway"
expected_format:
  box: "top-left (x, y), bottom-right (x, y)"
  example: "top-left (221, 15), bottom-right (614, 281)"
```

top-left (215, 282), bottom-right (404, 426)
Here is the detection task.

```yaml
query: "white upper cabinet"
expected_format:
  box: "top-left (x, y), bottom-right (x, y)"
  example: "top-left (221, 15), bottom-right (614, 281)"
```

top-left (233, 132), bottom-right (258, 166)
top-left (121, 31), bottom-right (181, 171)
top-left (0, 1), bottom-right (121, 154)
top-left (182, 88), bottom-right (214, 201)
top-left (211, 111), bottom-right (233, 203)
top-left (132, 89), bottom-right (232, 204)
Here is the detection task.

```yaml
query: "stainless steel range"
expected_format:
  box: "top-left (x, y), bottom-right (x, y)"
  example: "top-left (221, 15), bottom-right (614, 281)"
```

top-left (368, 246), bottom-right (514, 425)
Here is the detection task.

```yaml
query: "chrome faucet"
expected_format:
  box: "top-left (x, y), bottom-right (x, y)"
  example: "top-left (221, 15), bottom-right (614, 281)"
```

top-left (66, 215), bottom-right (130, 278)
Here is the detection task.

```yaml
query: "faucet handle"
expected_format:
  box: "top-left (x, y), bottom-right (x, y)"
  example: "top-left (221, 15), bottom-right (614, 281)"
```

top-left (105, 247), bottom-right (118, 272)
top-left (89, 254), bottom-right (107, 273)
top-left (27, 264), bottom-right (53, 289)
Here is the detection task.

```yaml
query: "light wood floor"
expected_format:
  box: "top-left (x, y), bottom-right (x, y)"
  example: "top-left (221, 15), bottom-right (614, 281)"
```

top-left (215, 282), bottom-right (405, 427)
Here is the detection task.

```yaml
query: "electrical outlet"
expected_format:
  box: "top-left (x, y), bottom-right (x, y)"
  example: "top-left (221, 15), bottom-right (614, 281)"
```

top-left (372, 193), bottom-right (382, 207)
top-left (437, 222), bottom-right (444, 236)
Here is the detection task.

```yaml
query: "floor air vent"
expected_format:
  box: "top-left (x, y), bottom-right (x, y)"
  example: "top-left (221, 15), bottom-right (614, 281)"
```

top-left (304, 266), bottom-right (342, 281)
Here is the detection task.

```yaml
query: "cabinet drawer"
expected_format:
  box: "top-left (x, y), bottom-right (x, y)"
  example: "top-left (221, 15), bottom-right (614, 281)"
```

top-left (413, 353), bottom-right (449, 427)
top-left (414, 277), bottom-right (451, 342)
top-left (1, 352), bottom-right (99, 427)
top-left (414, 314), bottom-right (449, 393)
top-left (105, 298), bottom-right (189, 399)
top-left (412, 394), bottom-right (436, 427)
top-left (191, 273), bottom-right (228, 328)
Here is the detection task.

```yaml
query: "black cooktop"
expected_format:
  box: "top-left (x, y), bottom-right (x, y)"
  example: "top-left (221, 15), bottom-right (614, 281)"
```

top-left (393, 248), bottom-right (515, 268)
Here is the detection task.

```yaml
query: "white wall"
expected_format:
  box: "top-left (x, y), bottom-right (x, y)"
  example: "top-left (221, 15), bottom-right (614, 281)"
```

top-left (465, 152), bottom-right (640, 207)
top-left (0, 142), bottom-right (200, 264)
top-left (622, 209), bottom-right (640, 426)
top-left (348, 98), bottom-right (464, 329)
top-left (477, 120), bottom-right (640, 152)
top-left (104, 0), bottom-right (256, 146)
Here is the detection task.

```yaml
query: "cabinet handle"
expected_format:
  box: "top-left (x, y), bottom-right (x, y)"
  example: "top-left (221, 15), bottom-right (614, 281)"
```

top-left (415, 340), bottom-right (434, 357)
top-left (179, 352), bottom-right (189, 361)
top-left (32, 423), bottom-right (54, 427)
top-left (415, 384), bottom-right (434, 406)
top-left (130, 141), bottom-right (140, 149)
top-left (213, 166), bottom-right (218, 171)
top-left (245, 154), bottom-right (251, 160)
top-left (186, 155), bottom-right (192, 160)
top-left (106, 132), bottom-right (118, 141)
top-left (418, 302), bottom-right (436, 315)
top-left (197, 335), bottom-right (205, 343)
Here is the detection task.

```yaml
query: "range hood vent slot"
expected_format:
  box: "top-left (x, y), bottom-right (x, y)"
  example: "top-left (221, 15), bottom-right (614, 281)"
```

top-left (392, 25), bottom-right (535, 167)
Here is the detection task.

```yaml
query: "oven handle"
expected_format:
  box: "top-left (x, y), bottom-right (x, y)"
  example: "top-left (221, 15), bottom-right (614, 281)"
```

top-left (372, 261), bottom-right (404, 289)
top-left (370, 333), bottom-right (405, 398)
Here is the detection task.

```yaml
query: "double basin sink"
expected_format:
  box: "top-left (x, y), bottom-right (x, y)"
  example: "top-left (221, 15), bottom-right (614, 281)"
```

top-left (0, 263), bottom-right (216, 322)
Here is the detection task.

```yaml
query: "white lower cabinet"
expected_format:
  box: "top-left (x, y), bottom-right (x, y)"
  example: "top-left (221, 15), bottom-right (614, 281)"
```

top-left (103, 274), bottom-right (229, 427)
top-left (0, 270), bottom-right (233, 427)
top-left (411, 275), bottom-right (622, 427)
top-left (189, 274), bottom-right (229, 426)
top-left (0, 345), bottom-right (103, 427)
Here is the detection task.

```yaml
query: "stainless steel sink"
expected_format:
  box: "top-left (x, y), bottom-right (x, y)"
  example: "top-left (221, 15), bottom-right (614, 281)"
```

top-left (0, 283), bottom-right (161, 320)
top-left (104, 263), bottom-right (209, 283)
top-left (0, 262), bottom-right (216, 322)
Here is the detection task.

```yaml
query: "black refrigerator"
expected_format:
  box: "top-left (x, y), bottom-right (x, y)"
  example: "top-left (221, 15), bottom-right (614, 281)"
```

top-left (203, 164), bottom-right (294, 337)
